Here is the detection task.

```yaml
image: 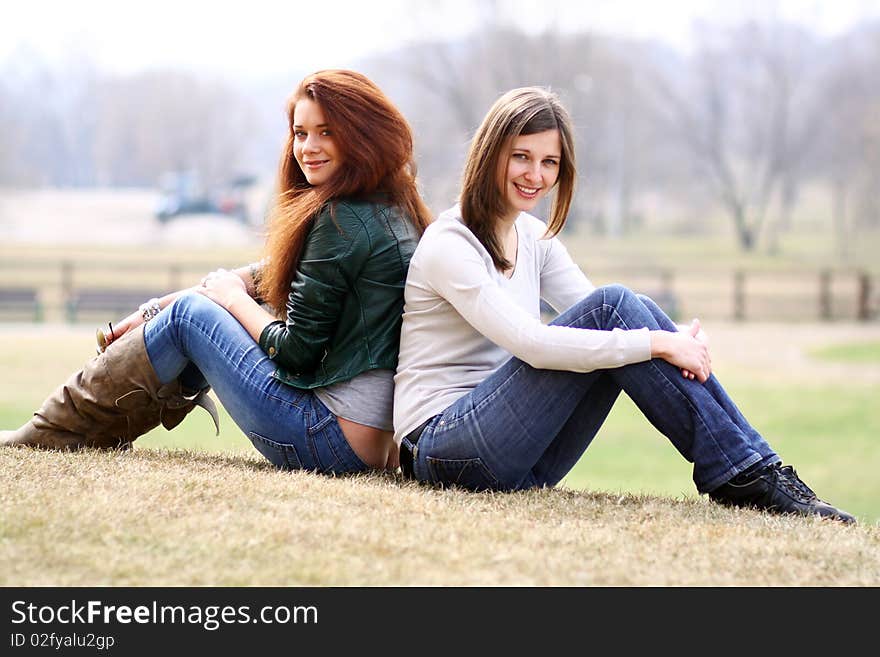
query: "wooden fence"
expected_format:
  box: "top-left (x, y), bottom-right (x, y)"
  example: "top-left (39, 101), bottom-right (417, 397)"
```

top-left (591, 266), bottom-right (876, 322)
top-left (0, 259), bottom-right (213, 324)
top-left (0, 258), bottom-right (877, 324)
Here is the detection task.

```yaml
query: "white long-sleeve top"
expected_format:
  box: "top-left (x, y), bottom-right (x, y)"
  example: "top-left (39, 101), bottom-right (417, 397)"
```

top-left (393, 206), bottom-right (653, 444)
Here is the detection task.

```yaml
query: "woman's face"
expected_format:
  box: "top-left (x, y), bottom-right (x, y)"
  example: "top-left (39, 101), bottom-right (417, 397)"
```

top-left (293, 98), bottom-right (344, 186)
top-left (500, 129), bottom-right (561, 218)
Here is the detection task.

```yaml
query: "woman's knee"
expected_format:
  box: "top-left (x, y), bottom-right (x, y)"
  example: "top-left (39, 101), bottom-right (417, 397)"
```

top-left (170, 291), bottom-right (225, 322)
top-left (599, 283), bottom-right (637, 308)
top-left (595, 283), bottom-right (664, 329)
top-left (555, 284), bottom-right (642, 329)
top-left (156, 292), bottom-right (233, 348)
top-left (635, 293), bottom-right (677, 330)
top-left (636, 293), bottom-right (659, 313)
top-left (573, 283), bottom-right (634, 309)
top-left (598, 284), bottom-right (665, 319)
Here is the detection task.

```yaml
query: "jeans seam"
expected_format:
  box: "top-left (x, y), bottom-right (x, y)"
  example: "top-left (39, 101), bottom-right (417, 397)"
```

top-left (555, 302), bottom-right (605, 329)
top-left (431, 299), bottom-right (605, 471)
top-left (439, 296), bottom-right (607, 431)
top-left (174, 312), bottom-right (306, 410)
top-left (606, 302), bottom-right (740, 484)
top-left (437, 359), bottom-right (531, 432)
top-left (302, 408), bottom-right (324, 468)
top-left (324, 421), bottom-right (349, 471)
top-left (314, 428), bottom-right (341, 472)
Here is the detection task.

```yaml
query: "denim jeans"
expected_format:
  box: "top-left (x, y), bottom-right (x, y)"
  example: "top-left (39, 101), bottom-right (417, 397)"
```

top-left (143, 293), bottom-right (368, 474)
top-left (405, 284), bottom-right (779, 493)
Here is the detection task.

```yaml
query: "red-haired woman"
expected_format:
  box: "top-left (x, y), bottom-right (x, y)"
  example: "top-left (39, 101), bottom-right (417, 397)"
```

top-left (2, 70), bottom-right (431, 474)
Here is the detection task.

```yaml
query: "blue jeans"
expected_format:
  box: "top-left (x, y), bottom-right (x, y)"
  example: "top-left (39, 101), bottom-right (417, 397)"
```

top-left (405, 284), bottom-right (779, 493)
top-left (143, 293), bottom-right (368, 474)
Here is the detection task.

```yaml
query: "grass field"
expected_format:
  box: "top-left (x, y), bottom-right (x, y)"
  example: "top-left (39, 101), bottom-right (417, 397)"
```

top-left (810, 341), bottom-right (880, 362)
top-left (2, 320), bottom-right (878, 531)
top-left (3, 447), bottom-right (878, 586)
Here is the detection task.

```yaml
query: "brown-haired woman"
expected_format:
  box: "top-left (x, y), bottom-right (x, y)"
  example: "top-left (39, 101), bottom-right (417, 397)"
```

top-left (2, 69), bottom-right (431, 474)
top-left (393, 87), bottom-right (854, 522)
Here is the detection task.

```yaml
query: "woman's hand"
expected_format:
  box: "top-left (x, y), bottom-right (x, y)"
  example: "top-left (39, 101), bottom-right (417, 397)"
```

top-left (196, 268), bottom-right (250, 310)
top-left (650, 322), bottom-right (712, 383)
top-left (677, 318), bottom-right (710, 380)
top-left (99, 288), bottom-right (194, 351)
top-left (96, 309), bottom-right (144, 351)
top-left (104, 309), bottom-right (145, 345)
top-left (197, 268), bottom-right (276, 343)
top-left (690, 318), bottom-right (709, 348)
top-left (97, 266), bottom-right (254, 352)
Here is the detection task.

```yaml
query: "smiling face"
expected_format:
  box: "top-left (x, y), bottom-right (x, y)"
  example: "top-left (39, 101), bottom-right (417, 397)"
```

top-left (499, 129), bottom-right (561, 222)
top-left (292, 97), bottom-right (344, 186)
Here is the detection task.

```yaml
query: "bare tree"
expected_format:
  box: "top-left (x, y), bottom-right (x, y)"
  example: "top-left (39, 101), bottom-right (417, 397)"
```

top-left (368, 7), bottom-right (664, 234)
top-left (654, 21), bottom-right (823, 251)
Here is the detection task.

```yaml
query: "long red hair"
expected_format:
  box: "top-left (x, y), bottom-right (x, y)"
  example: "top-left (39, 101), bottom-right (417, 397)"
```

top-left (260, 69), bottom-right (431, 315)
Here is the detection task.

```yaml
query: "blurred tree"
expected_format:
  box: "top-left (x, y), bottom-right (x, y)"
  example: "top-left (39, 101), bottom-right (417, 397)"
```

top-left (0, 81), bottom-right (17, 184)
top-left (654, 21), bottom-right (824, 252)
top-left (813, 22), bottom-right (880, 257)
top-left (93, 71), bottom-right (255, 187)
top-left (370, 9), bottom-right (666, 234)
top-left (0, 55), bottom-right (255, 189)
top-left (0, 49), bottom-right (101, 187)
top-left (2, 7), bottom-right (877, 259)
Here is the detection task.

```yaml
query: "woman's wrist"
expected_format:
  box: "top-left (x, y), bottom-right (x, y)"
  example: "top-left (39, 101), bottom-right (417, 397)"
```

top-left (649, 330), bottom-right (671, 358)
top-left (235, 259), bottom-right (266, 298)
top-left (221, 288), bottom-right (248, 312)
top-left (248, 261), bottom-right (264, 296)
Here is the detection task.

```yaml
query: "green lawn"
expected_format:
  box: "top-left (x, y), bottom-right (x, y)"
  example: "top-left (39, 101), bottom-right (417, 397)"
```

top-left (809, 341), bottom-right (880, 362)
top-left (4, 374), bottom-right (878, 524)
top-left (2, 328), bottom-right (878, 524)
top-left (560, 380), bottom-right (880, 523)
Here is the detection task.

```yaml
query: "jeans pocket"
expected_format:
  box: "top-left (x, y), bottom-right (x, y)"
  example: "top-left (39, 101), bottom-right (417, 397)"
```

top-left (247, 431), bottom-right (304, 471)
top-left (425, 456), bottom-right (499, 491)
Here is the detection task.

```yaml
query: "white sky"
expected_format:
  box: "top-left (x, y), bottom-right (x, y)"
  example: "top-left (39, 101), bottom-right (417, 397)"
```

top-left (2, 0), bottom-right (879, 78)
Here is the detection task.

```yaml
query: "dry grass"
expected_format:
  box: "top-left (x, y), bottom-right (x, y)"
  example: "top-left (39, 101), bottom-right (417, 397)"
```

top-left (1, 447), bottom-right (877, 587)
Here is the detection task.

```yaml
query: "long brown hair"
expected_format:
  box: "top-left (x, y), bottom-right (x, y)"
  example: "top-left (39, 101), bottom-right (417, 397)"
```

top-left (260, 69), bottom-right (431, 314)
top-left (460, 87), bottom-right (576, 272)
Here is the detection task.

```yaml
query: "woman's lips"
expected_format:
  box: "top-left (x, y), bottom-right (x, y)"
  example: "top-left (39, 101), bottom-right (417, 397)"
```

top-left (514, 182), bottom-right (540, 199)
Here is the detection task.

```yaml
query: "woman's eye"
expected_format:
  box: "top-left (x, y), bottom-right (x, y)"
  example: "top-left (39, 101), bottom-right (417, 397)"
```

top-left (544, 159), bottom-right (559, 167)
top-left (294, 130), bottom-right (306, 139)
top-left (513, 153), bottom-right (527, 160)
top-left (321, 129), bottom-right (332, 136)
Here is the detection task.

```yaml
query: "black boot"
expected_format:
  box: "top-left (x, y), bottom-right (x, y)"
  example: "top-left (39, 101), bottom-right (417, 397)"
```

top-left (709, 462), bottom-right (856, 524)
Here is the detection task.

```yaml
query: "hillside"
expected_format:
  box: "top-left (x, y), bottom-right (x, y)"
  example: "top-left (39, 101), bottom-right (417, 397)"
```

top-left (2, 447), bottom-right (877, 586)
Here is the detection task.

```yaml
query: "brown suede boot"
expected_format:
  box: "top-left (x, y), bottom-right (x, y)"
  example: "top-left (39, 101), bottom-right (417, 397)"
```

top-left (0, 325), bottom-right (219, 450)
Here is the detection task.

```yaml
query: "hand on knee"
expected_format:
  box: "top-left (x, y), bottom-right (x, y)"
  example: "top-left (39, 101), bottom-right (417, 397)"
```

top-left (649, 330), bottom-right (712, 383)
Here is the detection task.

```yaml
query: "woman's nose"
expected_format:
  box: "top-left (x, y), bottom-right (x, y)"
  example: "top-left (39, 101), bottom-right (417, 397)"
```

top-left (303, 134), bottom-right (321, 153)
top-left (524, 162), bottom-right (541, 181)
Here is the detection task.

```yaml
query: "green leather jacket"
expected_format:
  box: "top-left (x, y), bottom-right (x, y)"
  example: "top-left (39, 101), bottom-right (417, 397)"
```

top-left (259, 198), bottom-right (420, 389)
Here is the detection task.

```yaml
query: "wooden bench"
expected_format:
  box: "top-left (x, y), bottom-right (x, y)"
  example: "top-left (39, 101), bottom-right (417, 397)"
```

top-left (66, 289), bottom-right (165, 323)
top-left (0, 287), bottom-right (43, 322)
